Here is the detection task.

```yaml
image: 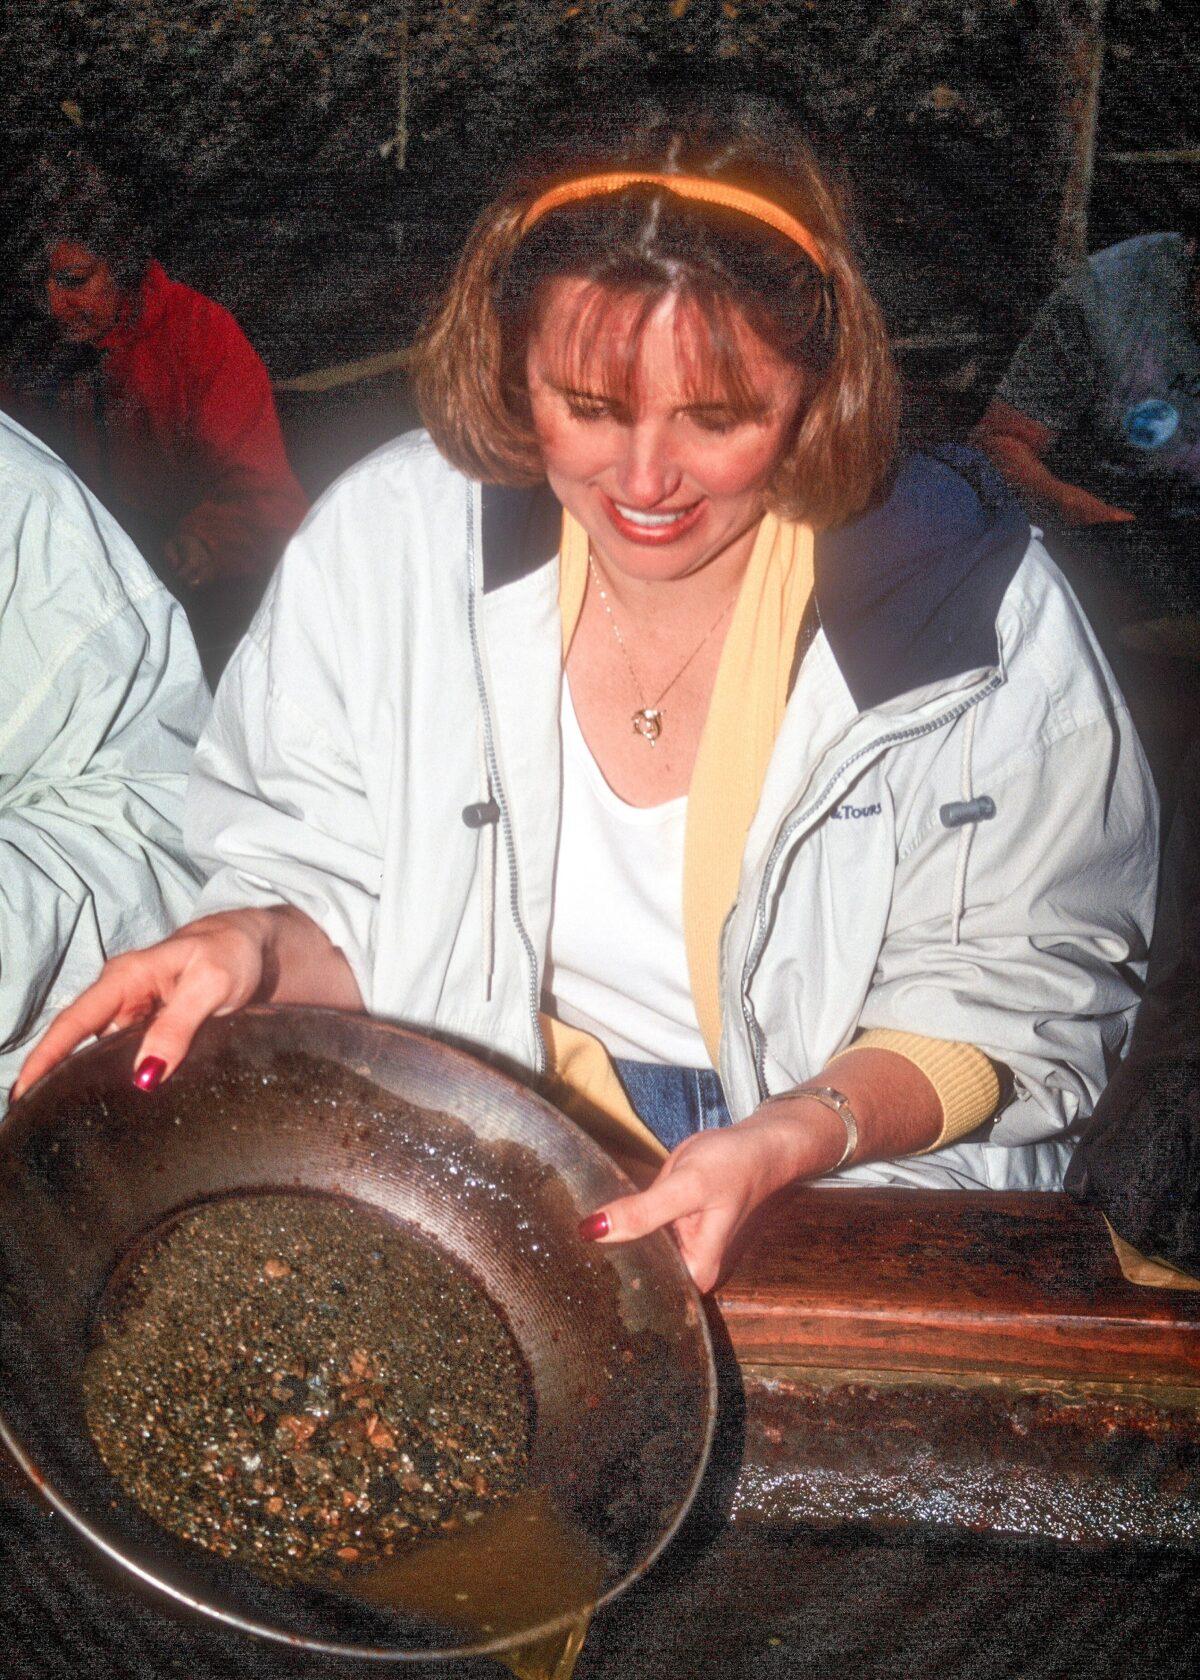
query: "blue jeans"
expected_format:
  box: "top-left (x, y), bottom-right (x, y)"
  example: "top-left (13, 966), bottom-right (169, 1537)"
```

top-left (612, 1058), bottom-right (733, 1152)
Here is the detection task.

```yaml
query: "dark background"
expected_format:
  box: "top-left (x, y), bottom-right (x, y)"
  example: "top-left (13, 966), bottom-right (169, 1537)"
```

top-left (3, 1), bottom-right (1198, 479)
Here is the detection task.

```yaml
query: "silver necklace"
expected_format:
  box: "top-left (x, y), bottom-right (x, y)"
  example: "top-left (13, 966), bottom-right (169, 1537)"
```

top-left (587, 553), bottom-right (734, 745)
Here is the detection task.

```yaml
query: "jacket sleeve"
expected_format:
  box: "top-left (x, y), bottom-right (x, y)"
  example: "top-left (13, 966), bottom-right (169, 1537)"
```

top-left (174, 305), bottom-right (308, 576)
top-left (0, 456), bottom-right (208, 1097)
top-left (183, 498), bottom-right (384, 1005)
top-left (859, 699), bottom-right (1159, 1148)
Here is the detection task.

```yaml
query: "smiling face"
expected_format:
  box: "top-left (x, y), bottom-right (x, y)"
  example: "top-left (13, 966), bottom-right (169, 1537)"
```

top-left (526, 279), bottom-right (806, 588)
top-left (46, 240), bottom-right (125, 346)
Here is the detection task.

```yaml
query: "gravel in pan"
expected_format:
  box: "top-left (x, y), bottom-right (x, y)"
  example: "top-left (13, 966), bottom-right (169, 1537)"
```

top-left (82, 1192), bottom-right (533, 1586)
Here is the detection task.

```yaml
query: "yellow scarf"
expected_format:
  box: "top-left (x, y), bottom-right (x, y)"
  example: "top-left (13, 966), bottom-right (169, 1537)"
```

top-left (542, 509), bottom-right (815, 1169)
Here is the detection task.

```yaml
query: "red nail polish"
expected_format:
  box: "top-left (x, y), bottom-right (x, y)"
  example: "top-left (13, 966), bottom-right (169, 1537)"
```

top-left (133, 1056), bottom-right (167, 1093)
top-left (578, 1210), bottom-right (610, 1242)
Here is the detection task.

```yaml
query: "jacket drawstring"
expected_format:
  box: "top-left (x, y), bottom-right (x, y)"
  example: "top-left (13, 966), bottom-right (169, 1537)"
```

top-left (481, 818), bottom-right (496, 1001)
top-left (950, 704), bottom-right (979, 946)
top-left (481, 714), bottom-right (497, 1004)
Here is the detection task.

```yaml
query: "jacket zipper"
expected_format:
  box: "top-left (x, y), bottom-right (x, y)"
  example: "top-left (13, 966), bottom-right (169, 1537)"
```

top-left (465, 501), bottom-right (548, 1075)
top-left (739, 671), bottom-right (1005, 1100)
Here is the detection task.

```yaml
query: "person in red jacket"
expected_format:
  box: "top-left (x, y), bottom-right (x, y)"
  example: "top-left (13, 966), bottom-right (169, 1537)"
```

top-left (10, 154), bottom-right (308, 675)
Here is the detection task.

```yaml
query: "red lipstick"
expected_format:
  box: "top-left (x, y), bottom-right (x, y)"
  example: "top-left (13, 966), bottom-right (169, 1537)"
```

top-left (602, 492), bottom-right (705, 546)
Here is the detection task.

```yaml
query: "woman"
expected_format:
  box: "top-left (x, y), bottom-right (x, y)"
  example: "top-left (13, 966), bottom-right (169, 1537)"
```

top-left (15, 102), bottom-right (1159, 1291)
top-left (5, 151), bottom-right (308, 675)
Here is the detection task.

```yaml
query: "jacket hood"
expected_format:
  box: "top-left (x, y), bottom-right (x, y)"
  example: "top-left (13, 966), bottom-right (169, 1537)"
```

top-left (480, 443), bottom-right (1031, 714)
top-left (814, 444), bottom-right (1031, 711)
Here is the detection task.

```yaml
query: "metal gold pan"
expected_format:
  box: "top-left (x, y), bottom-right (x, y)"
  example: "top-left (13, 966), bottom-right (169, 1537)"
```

top-left (0, 1006), bottom-right (716, 1662)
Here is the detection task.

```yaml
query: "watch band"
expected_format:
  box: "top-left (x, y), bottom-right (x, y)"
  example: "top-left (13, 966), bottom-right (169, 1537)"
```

top-left (763, 1083), bottom-right (859, 1169)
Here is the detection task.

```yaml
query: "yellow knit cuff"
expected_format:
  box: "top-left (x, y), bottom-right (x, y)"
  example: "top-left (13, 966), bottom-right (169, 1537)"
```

top-left (829, 1030), bottom-right (1001, 1151)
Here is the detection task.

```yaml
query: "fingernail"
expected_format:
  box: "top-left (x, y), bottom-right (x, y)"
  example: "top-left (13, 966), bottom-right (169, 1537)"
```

top-left (133, 1056), bottom-right (167, 1093)
top-left (578, 1210), bottom-right (610, 1242)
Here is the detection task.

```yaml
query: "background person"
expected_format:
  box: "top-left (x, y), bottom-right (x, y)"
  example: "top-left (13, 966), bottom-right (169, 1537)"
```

top-left (974, 222), bottom-right (1200, 530)
top-left (16, 100), bottom-right (1159, 1292)
top-left (975, 220), bottom-right (1200, 805)
top-left (0, 407), bottom-right (208, 1102)
top-left (4, 150), bottom-right (308, 680)
top-left (974, 221), bottom-right (1200, 641)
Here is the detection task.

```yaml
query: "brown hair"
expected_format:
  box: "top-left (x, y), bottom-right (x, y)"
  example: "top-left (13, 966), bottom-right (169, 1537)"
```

top-left (413, 98), bottom-right (899, 530)
top-left (26, 149), bottom-right (151, 294)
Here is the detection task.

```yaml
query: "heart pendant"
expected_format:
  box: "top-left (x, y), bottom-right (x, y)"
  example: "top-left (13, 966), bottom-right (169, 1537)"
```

top-left (632, 708), bottom-right (662, 744)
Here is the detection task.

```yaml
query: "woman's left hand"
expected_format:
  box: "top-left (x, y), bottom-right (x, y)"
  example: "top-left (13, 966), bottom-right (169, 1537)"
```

top-left (580, 1095), bottom-right (850, 1292)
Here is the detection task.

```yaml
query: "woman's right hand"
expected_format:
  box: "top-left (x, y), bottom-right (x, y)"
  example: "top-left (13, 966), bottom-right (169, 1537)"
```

top-left (11, 910), bottom-right (272, 1102)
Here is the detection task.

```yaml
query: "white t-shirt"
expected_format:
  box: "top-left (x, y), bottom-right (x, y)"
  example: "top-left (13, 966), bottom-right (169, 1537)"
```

top-left (542, 680), bottom-right (713, 1067)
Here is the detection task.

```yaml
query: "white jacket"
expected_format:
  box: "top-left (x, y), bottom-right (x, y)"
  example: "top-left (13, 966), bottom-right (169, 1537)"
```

top-left (0, 412), bottom-right (209, 1099)
top-left (187, 433), bottom-right (1159, 1190)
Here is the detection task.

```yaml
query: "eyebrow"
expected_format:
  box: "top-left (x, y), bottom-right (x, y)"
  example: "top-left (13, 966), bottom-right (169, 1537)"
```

top-left (683, 397), bottom-right (771, 419)
top-left (546, 379), bottom-right (770, 420)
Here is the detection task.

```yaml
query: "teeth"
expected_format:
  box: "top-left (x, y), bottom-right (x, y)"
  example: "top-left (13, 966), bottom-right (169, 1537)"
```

top-left (614, 503), bottom-right (691, 528)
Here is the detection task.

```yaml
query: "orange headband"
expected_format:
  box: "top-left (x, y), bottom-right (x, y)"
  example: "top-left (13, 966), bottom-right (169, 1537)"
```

top-left (519, 172), bottom-right (828, 275)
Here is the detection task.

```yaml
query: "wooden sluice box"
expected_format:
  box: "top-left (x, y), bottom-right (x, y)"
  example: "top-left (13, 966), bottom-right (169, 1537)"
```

top-left (716, 1188), bottom-right (1200, 1549)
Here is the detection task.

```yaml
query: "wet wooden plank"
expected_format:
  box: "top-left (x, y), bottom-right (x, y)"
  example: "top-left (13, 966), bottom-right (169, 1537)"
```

top-left (717, 1189), bottom-right (1200, 1385)
top-left (734, 1364), bottom-right (1200, 1544)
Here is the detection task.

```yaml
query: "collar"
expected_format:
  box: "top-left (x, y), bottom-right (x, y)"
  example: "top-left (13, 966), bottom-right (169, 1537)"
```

top-left (96, 260), bottom-right (170, 354)
top-left (813, 444), bottom-right (1029, 710)
top-left (480, 444), bottom-right (1030, 711)
top-left (481, 479), bottom-right (560, 593)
